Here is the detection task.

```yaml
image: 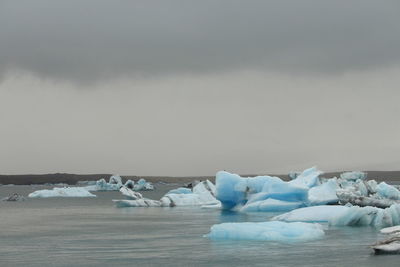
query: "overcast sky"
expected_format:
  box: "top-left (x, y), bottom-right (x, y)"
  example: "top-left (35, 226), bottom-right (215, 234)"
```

top-left (1, 1), bottom-right (400, 175)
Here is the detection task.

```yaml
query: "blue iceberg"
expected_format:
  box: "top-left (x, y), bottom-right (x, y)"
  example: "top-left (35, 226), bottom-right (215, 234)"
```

top-left (340, 171), bottom-right (367, 181)
top-left (206, 221), bottom-right (324, 242)
top-left (215, 167), bottom-right (322, 211)
top-left (240, 198), bottom-right (304, 212)
top-left (377, 182), bottom-right (400, 200)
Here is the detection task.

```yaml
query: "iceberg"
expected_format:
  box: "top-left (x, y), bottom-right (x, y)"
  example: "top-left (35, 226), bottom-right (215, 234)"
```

top-left (109, 175), bottom-right (123, 185)
top-left (340, 171), bottom-right (367, 181)
top-left (215, 168), bottom-right (323, 211)
top-left (28, 187), bottom-right (96, 198)
top-left (85, 178), bottom-right (121, 191)
top-left (288, 167), bottom-right (321, 189)
top-left (119, 186), bottom-right (143, 200)
top-left (377, 182), bottom-right (400, 200)
top-left (380, 225), bottom-right (400, 235)
top-left (240, 198), bottom-right (304, 212)
top-left (206, 221), bottom-right (324, 243)
top-left (272, 205), bottom-right (349, 222)
top-left (372, 225), bottom-right (400, 254)
top-left (308, 178), bottom-right (339, 205)
top-left (124, 179), bottom-right (135, 189)
top-left (329, 204), bottom-right (400, 228)
top-left (133, 178), bottom-right (154, 191)
top-left (114, 180), bottom-right (220, 208)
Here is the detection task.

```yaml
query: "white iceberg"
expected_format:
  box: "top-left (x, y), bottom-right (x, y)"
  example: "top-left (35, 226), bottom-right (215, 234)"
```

top-left (340, 171), bottom-right (367, 181)
top-left (206, 221), bottom-right (325, 242)
top-left (114, 180), bottom-right (219, 208)
top-left (308, 178), bottom-right (339, 205)
top-left (119, 186), bottom-right (143, 200)
top-left (272, 205), bottom-right (349, 222)
top-left (377, 182), bottom-right (400, 200)
top-left (380, 225), bottom-right (400, 235)
top-left (161, 180), bottom-right (219, 207)
top-left (288, 167), bottom-right (321, 189)
top-left (133, 178), bottom-right (154, 191)
top-left (109, 175), bottom-right (123, 185)
top-left (28, 187), bottom-right (96, 198)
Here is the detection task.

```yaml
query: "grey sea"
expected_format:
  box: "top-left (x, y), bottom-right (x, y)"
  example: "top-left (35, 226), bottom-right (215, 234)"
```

top-left (0, 184), bottom-right (398, 267)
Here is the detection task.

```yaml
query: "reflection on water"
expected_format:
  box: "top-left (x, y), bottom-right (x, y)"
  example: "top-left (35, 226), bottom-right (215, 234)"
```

top-left (0, 185), bottom-right (399, 266)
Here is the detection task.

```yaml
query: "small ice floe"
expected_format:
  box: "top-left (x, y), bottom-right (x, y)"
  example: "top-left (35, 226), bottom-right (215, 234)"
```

top-left (2, 193), bottom-right (26, 201)
top-left (113, 180), bottom-right (220, 208)
top-left (28, 187), bottom-right (96, 198)
top-left (372, 225), bottom-right (400, 254)
top-left (205, 221), bottom-right (324, 243)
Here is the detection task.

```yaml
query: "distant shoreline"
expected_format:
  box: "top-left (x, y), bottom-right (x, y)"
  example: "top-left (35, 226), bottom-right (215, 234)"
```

top-left (1, 171), bottom-right (400, 185)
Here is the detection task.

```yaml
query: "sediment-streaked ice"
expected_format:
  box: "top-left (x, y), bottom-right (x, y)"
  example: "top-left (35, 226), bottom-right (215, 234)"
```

top-left (28, 187), bottom-right (96, 198)
top-left (206, 221), bottom-right (325, 242)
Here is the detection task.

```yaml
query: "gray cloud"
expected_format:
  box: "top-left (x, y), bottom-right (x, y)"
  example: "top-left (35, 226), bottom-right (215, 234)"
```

top-left (1, 0), bottom-right (400, 82)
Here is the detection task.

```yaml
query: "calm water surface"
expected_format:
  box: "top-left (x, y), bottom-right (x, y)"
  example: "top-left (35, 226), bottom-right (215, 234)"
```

top-left (0, 184), bottom-right (398, 266)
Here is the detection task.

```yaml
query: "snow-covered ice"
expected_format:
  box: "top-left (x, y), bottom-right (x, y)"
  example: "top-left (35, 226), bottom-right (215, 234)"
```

top-left (206, 221), bottom-right (325, 242)
top-left (28, 187), bottom-right (96, 198)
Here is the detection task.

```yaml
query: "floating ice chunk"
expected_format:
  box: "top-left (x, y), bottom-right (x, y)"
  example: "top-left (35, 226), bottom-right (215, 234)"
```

top-left (124, 179), bottom-right (135, 189)
top-left (259, 180), bottom-right (309, 202)
top-left (336, 189), bottom-right (399, 208)
top-left (120, 186), bottom-right (143, 200)
top-left (330, 204), bottom-right (400, 228)
top-left (372, 240), bottom-right (400, 254)
top-left (28, 187), bottom-right (96, 198)
top-left (133, 178), bottom-right (154, 191)
top-left (113, 199), bottom-right (162, 207)
top-left (215, 171), bottom-right (286, 210)
top-left (215, 171), bottom-right (247, 210)
top-left (272, 205), bottom-right (349, 222)
top-left (161, 180), bottom-right (219, 207)
top-left (2, 193), bottom-right (25, 201)
top-left (288, 167), bottom-right (321, 189)
top-left (308, 178), bottom-right (339, 205)
top-left (206, 221), bottom-right (324, 243)
top-left (109, 175), bottom-right (123, 185)
top-left (88, 178), bottom-right (121, 191)
top-left (340, 171), bottom-right (367, 181)
top-left (380, 225), bottom-right (400, 235)
top-left (167, 187), bottom-right (193, 194)
top-left (241, 198), bottom-right (304, 212)
top-left (377, 182), bottom-right (400, 200)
